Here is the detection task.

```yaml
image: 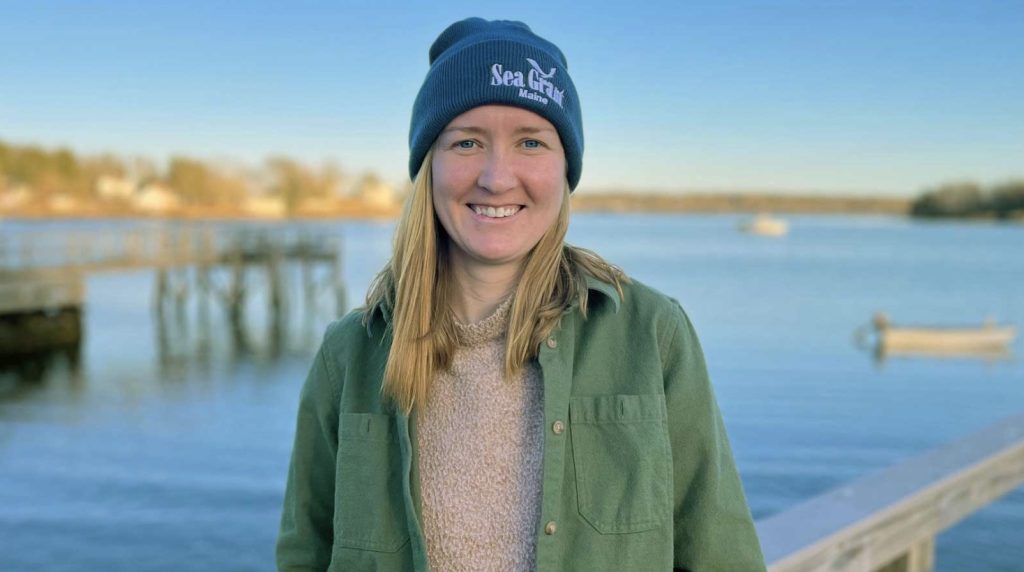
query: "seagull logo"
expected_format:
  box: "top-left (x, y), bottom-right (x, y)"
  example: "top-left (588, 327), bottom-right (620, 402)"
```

top-left (489, 58), bottom-right (565, 107)
top-left (526, 58), bottom-right (557, 80)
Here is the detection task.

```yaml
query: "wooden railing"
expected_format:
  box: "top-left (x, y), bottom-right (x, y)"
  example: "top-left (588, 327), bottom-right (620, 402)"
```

top-left (757, 413), bottom-right (1024, 572)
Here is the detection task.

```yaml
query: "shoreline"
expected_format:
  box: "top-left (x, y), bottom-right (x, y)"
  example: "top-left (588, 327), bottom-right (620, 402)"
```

top-left (2, 192), bottom-right (1016, 223)
top-left (572, 192), bottom-right (911, 215)
top-left (1, 192), bottom-right (913, 221)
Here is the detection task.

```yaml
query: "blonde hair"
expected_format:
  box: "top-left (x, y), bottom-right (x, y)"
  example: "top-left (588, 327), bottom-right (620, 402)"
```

top-left (365, 149), bottom-right (627, 413)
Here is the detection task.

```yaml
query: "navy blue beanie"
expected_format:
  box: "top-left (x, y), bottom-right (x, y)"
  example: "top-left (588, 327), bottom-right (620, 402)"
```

top-left (409, 18), bottom-right (584, 190)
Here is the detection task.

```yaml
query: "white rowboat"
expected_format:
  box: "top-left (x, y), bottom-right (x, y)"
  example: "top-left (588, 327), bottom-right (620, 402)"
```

top-left (873, 313), bottom-right (1016, 354)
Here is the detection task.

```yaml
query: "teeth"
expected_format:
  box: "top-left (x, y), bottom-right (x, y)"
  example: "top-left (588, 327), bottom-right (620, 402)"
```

top-left (473, 205), bottom-right (520, 218)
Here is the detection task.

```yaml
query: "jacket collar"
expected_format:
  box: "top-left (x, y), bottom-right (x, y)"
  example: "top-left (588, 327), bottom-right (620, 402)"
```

top-left (583, 273), bottom-right (622, 313)
top-left (364, 273), bottom-right (621, 336)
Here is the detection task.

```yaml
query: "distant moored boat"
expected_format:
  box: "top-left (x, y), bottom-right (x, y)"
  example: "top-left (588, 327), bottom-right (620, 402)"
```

top-left (740, 213), bottom-right (789, 237)
top-left (872, 313), bottom-right (1017, 355)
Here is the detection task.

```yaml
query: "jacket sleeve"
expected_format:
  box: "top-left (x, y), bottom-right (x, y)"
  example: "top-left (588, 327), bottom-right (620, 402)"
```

top-left (663, 302), bottom-right (766, 571)
top-left (276, 332), bottom-right (341, 571)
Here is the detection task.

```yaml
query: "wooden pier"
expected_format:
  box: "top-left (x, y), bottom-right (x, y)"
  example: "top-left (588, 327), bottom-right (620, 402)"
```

top-left (0, 226), bottom-right (347, 357)
top-left (759, 413), bottom-right (1024, 572)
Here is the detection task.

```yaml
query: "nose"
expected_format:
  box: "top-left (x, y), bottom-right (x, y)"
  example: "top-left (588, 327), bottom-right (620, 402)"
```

top-left (476, 149), bottom-right (517, 194)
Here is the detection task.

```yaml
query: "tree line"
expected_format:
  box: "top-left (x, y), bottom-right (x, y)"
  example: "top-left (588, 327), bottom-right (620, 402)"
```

top-left (5, 139), bottom-right (1020, 220)
top-left (0, 140), bottom-right (350, 209)
top-left (910, 180), bottom-right (1024, 219)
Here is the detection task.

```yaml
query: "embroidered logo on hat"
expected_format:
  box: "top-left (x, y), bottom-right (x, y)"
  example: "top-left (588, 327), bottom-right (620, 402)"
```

top-left (489, 58), bottom-right (565, 108)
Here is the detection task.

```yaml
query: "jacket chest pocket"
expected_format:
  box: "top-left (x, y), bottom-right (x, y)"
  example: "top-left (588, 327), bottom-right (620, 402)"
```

top-left (333, 413), bottom-right (410, 552)
top-left (569, 394), bottom-right (672, 534)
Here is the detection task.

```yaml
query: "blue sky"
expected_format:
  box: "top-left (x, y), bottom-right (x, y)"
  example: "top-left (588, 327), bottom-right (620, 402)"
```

top-left (1, 1), bottom-right (1021, 195)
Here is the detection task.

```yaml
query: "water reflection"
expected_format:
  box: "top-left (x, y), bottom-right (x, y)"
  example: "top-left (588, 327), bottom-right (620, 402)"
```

top-left (871, 344), bottom-right (1015, 366)
top-left (0, 345), bottom-right (82, 400)
top-left (152, 273), bottom-right (332, 379)
top-left (2, 268), bottom-right (338, 402)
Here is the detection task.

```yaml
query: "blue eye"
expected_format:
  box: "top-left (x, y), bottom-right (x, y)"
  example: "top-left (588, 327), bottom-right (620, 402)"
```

top-left (523, 139), bottom-right (542, 149)
top-left (456, 140), bottom-right (477, 149)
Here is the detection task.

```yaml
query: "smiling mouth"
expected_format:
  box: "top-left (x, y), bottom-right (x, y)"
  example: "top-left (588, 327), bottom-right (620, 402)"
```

top-left (469, 204), bottom-right (523, 218)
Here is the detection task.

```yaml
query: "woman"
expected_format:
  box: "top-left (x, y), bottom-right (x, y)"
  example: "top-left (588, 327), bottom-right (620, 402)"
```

top-left (277, 18), bottom-right (765, 571)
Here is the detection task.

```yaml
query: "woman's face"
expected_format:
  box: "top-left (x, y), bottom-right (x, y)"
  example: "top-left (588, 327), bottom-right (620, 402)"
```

top-left (431, 105), bottom-right (566, 274)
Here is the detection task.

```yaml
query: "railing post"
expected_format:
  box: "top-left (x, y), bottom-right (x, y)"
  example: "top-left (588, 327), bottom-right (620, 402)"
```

top-left (874, 537), bottom-right (934, 572)
top-left (904, 537), bottom-right (934, 572)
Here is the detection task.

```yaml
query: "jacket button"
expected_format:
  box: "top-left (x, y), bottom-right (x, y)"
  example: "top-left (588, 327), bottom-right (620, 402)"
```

top-left (544, 521), bottom-right (557, 535)
top-left (546, 337), bottom-right (558, 349)
top-left (552, 420), bottom-right (564, 435)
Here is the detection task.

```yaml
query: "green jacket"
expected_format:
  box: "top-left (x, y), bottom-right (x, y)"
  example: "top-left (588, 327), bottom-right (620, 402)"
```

top-left (277, 276), bottom-right (766, 571)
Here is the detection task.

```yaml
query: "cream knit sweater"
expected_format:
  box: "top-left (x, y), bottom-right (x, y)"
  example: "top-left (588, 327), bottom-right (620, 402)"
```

top-left (416, 296), bottom-right (545, 571)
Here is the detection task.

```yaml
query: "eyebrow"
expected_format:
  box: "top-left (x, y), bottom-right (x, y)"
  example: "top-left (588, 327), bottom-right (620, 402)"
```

top-left (441, 125), bottom-right (557, 136)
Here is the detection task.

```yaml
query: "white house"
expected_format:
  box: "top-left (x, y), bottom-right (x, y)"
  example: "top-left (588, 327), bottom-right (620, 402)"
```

top-left (135, 183), bottom-right (181, 213)
top-left (243, 194), bottom-right (287, 218)
top-left (96, 175), bottom-right (136, 201)
top-left (0, 184), bottom-right (34, 210)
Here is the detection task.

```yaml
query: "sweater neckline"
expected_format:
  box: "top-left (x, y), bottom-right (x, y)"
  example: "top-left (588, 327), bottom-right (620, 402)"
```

top-left (454, 295), bottom-right (513, 346)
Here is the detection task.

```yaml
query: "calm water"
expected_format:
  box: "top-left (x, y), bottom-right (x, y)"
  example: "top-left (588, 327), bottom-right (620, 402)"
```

top-left (1, 214), bottom-right (1022, 571)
